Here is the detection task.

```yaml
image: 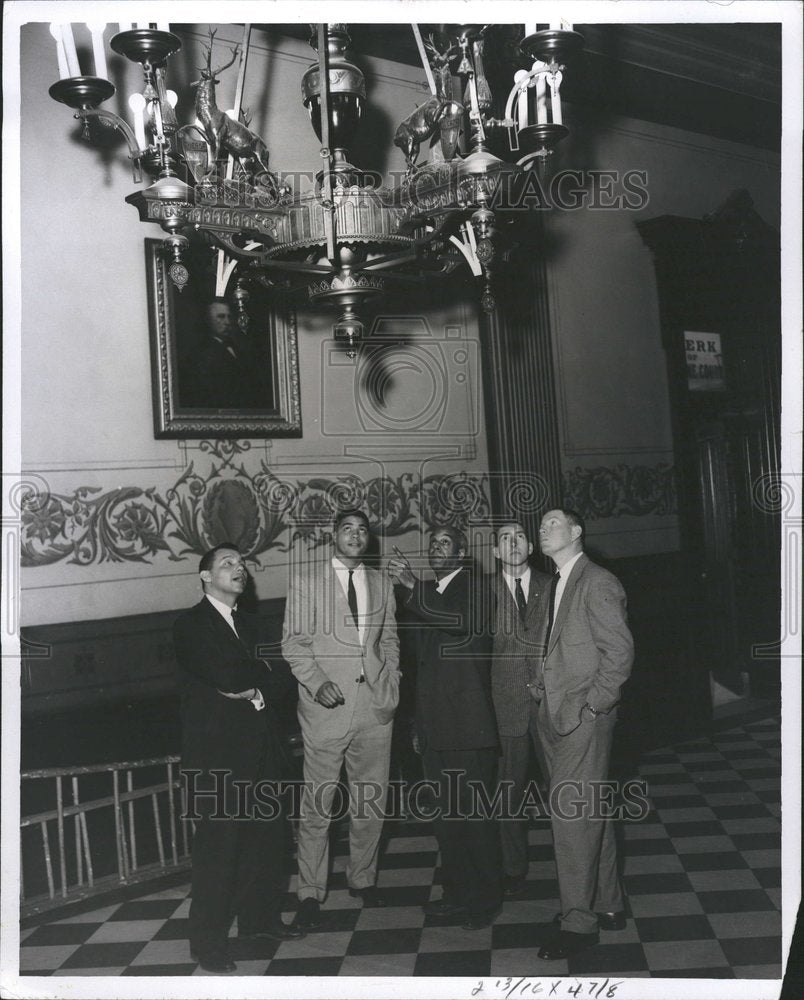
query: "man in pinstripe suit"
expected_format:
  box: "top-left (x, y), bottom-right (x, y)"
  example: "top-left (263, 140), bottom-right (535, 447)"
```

top-left (489, 521), bottom-right (552, 897)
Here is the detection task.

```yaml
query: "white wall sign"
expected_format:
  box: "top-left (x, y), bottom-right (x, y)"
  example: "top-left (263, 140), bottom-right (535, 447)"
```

top-left (685, 331), bottom-right (725, 391)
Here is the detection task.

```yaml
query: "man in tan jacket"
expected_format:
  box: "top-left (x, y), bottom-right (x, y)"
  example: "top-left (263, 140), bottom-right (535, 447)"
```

top-left (282, 509), bottom-right (400, 929)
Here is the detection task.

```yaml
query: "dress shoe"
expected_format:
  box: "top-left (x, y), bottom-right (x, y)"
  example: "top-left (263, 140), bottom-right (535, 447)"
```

top-left (461, 907), bottom-right (499, 930)
top-left (422, 898), bottom-right (466, 918)
top-left (552, 910), bottom-right (627, 932)
top-left (596, 909), bottom-right (627, 931)
top-left (538, 928), bottom-right (599, 960)
top-left (292, 898), bottom-right (322, 930)
top-left (348, 886), bottom-right (387, 907)
top-left (189, 947), bottom-right (236, 973)
top-left (503, 874), bottom-right (527, 897)
top-left (239, 918), bottom-right (306, 942)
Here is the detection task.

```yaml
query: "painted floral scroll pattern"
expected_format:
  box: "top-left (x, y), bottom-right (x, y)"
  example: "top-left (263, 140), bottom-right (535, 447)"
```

top-left (20, 442), bottom-right (492, 567)
top-left (21, 448), bottom-right (677, 567)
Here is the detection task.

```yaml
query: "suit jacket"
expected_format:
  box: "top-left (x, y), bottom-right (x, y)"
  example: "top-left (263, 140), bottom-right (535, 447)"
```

top-left (185, 337), bottom-right (270, 410)
top-left (173, 598), bottom-right (294, 780)
top-left (281, 556), bottom-right (400, 741)
top-left (490, 568), bottom-right (552, 737)
top-left (405, 570), bottom-right (497, 752)
top-left (536, 553), bottom-right (634, 736)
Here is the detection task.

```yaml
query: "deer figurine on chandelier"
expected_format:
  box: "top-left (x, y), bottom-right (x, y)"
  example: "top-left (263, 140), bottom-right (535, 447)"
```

top-left (393, 35), bottom-right (462, 173)
top-left (191, 29), bottom-right (277, 193)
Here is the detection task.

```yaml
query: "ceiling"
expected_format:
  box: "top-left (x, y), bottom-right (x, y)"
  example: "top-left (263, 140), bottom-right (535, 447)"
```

top-left (252, 22), bottom-right (782, 151)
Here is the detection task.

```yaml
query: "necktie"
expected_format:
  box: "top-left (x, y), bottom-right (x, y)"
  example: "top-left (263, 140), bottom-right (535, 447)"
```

top-left (230, 608), bottom-right (241, 637)
top-left (514, 578), bottom-right (527, 620)
top-left (347, 570), bottom-right (359, 629)
top-left (545, 572), bottom-right (560, 642)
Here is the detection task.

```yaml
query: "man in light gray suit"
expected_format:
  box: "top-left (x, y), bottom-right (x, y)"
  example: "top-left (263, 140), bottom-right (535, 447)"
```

top-left (489, 520), bottom-right (551, 897)
top-left (282, 509), bottom-right (400, 929)
top-left (531, 508), bottom-right (634, 960)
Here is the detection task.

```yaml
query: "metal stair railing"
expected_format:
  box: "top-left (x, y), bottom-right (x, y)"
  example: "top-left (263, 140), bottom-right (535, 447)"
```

top-left (20, 755), bottom-right (192, 918)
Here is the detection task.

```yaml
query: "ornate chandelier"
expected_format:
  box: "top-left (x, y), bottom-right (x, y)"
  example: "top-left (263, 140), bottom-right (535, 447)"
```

top-left (48, 20), bottom-right (583, 354)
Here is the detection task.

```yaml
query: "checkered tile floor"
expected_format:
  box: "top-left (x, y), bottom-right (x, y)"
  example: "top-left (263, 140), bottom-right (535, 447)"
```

top-left (19, 715), bottom-right (782, 978)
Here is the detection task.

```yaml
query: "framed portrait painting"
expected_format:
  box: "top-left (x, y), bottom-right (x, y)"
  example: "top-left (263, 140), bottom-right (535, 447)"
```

top-left (145, 239), bottom-right (302, 438)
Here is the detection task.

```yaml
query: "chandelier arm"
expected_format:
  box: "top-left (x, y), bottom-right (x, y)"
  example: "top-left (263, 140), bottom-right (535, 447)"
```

top-left (75, 109), bottom-right (144, 182)
top-left (412, 218), bottom-right (453, 243)
top-left (516, 152), bottom-right (549, 170)
top-left (207, 233), bottom-right (265, 260)
top-left (203, 231), bottom-right (332, 275)
top-left (253, 274), bottom-right (315, 296)
top-left (400, 215), bottom-right (467, 249)
top-left (379, 271), bottom-right (430, 285)
top-left (360, 251), bottom-right (422, 271)
top-left (252, 259), bottom-right (335, 275)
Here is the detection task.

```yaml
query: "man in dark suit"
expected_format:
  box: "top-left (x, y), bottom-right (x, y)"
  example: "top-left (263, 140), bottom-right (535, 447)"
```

top-left (173, 542), bottom-right (303, 973)
top-left (489, 520), bottom-right (551, 897)
top-left (388, 526), bottom-right (502, 929)
top-left (184, 299), bottom-right (271, 410)
top-left (530, 509), bottom-right (634, 959)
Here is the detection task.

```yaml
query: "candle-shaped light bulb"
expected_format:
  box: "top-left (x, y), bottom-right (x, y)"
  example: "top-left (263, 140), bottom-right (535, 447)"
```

top-left (514, 69), bottom-right (529, 131)
top-left (49, 23), bottom-right (70, 79)
top-left (128, 92), bottom-right (147, 149)
top-left (60, 24), bottom-right (81, 77)
top-left (166, 90), bottom-right (178, 108)
top-left (534, 63), bottom-right (548, 124)
top-left (549, 69), bottom-right (563, 126)
top-left (85, 22), bottom-right (108, 79)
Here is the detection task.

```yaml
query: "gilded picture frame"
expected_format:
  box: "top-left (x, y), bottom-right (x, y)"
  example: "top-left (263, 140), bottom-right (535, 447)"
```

top-left (145, 239), bottom-right (302, 438)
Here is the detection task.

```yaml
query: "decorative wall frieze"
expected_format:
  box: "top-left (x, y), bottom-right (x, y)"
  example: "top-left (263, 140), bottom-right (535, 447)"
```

top-left (20, 440), bottom-right (491, 568)
top-left (20, 444), bottom-right (676, 568)
top-left (563, 462), bottom-right (677, 520)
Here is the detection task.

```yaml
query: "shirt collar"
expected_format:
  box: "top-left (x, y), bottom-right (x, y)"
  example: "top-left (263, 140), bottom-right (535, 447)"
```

top-left (332, 556), bottom-right (364, 573)
top-left (557, 551), bottom-right (583, 579)
top-left (206, 593), bottom-right (237, 619)
top-left (502, 566), bottom-right (531, 586)
top-left (435, 566), bottom-right (463, 593)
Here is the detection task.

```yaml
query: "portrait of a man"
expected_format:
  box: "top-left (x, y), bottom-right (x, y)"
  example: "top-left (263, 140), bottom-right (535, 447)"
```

top-left (144, 239), bottom-right (301, 437)
top-left (181, 297), bottom-right (274, 411)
